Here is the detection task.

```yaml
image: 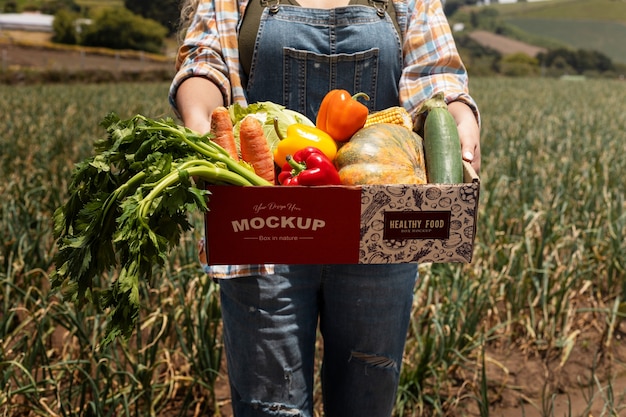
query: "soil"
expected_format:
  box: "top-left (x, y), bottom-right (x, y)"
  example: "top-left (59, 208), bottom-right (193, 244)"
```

top-left (5, 29), bottom-right (626, 417)
top-left (476, 328), bottom-right (626, 417)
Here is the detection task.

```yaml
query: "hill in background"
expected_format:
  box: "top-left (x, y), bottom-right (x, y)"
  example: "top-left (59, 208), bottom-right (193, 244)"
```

top-left (486, 0), bottom-right (626, 64)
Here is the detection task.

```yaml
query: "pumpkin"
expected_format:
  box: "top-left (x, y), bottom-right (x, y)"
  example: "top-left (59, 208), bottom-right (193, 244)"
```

top-left (334, 123), bottom-right (427, 185)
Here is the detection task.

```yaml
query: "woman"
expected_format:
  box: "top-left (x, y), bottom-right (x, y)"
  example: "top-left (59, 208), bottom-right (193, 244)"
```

top-left (169, 0), bottom-right (480, 415)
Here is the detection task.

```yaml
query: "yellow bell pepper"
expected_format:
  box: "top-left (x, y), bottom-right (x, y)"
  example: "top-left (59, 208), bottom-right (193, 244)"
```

top-left (273, 123), bottom-right (337, 166)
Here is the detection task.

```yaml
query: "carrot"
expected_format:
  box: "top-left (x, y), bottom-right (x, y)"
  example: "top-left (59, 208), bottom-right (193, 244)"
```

top-left (210, 106), bottom-right (239, 161)
top-left (239, 115), bottom-right (275, 184)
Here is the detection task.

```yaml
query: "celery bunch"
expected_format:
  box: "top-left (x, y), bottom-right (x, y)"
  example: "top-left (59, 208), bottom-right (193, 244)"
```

top-left (51, 113), bottom-right (271, 345)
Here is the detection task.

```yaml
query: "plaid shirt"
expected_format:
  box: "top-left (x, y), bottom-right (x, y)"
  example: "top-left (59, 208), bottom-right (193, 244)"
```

top-left (171, 0), bottom-right (479, 279)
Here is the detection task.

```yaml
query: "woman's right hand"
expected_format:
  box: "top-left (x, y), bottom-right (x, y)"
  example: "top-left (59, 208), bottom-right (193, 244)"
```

top-left (175, 77), bottom-right (225, 134)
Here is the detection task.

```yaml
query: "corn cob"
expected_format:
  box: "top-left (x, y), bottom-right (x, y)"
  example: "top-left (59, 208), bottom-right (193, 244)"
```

top-left (364, 106), bottom-right (413, 131)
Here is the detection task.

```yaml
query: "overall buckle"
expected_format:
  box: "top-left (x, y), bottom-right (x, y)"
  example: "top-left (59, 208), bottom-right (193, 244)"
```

top-left (368, 0), bottom-right (388, 17)
top-left (261, 0), bottom-right (280, 14)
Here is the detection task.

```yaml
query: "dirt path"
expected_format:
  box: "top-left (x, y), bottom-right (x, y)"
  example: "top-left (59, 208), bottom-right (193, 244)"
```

top-left (0, 30), bottom-right (175, 75)
top-left (468, 30), bottom-right (547, 57)
top-left (0, 42), bottom-right (175, 73)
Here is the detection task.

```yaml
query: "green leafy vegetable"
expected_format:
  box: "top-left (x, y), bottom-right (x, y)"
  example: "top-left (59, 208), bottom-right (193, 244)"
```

top-left (51, 113), bottom-right (271, 345)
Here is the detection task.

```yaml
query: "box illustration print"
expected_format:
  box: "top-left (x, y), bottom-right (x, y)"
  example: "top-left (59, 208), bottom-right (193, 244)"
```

top-left (359, 180), bottom-right (479, 264)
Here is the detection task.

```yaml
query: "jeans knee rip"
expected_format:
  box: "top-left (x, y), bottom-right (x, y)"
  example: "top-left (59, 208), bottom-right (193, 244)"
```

top-left (250, 400), bottom-right (302, 416)
top-left (350, 350), bottom-right (397, 371)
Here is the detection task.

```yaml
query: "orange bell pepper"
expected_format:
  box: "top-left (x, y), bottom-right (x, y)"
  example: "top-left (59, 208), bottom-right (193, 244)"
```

top-left (316, 90), bottom-right (370, 142)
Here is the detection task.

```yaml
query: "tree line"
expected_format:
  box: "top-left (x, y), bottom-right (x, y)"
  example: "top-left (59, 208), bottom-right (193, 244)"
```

top-left (22, 0), bottom-right (180, 54)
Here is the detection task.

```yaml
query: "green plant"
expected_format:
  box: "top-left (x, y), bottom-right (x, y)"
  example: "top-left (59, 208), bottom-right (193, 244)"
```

top-left (52, 9), bottom-right (83, 44)
top-left (81, 7), bottom-right (168, 53)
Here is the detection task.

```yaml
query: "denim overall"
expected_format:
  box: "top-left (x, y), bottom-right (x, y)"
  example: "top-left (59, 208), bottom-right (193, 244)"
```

top-left (244, 1), bottom-right (403, 120)
top-left (219, 3), bottom-right (419, 416)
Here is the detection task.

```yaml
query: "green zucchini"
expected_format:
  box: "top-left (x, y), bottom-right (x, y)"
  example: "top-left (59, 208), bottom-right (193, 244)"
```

top-left (421, 93), bottom-right (464, 184)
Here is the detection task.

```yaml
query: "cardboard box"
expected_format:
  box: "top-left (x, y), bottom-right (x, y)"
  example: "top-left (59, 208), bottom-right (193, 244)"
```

top-left (204, 161), bottom-right (480, 265)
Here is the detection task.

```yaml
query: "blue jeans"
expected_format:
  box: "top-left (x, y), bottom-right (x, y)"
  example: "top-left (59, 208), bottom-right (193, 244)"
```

top-left (219, 263), bottom-right (419, 417)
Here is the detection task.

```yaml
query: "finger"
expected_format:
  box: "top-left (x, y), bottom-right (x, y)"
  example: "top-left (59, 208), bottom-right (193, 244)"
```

top-left (461, 141), bottom-right (480, 175)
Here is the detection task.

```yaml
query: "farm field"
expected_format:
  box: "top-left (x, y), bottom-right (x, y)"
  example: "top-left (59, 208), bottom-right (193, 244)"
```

top-left (1, 77), bottom-right (626, 416)
top-left (505, 18), bottom-right (626, 65)
top-left (490, 0), bottom-right (626, 23)
top-left (487, 0), bottom-right (626, 64)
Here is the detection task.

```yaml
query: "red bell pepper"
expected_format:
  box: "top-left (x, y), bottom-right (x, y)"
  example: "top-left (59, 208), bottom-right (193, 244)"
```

top-left (278, 147), bottom-right (341, 186)
top-left (316, 89), bottom-right (370, 142)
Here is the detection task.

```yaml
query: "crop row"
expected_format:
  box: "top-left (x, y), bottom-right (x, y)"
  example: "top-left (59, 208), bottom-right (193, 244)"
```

top-left (1, 78), bottom-right (625, 415)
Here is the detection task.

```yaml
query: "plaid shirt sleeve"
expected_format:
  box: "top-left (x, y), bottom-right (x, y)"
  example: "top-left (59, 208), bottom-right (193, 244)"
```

top-left (397, 0), bottom-right (480, 127)
top-left (168, 0), bottom-right (249, 115)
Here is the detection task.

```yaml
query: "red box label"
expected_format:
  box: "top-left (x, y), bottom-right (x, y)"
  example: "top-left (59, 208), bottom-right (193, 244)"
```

top-left (205, 186), bottom-right (362, 264)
